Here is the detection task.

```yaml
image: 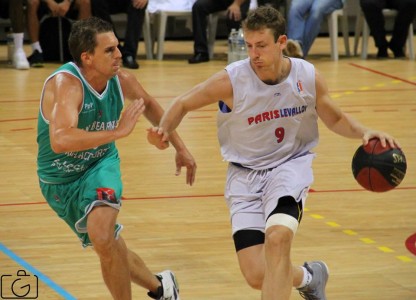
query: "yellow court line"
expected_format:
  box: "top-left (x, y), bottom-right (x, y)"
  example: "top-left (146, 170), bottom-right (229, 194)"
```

top-left (305, 210), bottom-right (415, 265)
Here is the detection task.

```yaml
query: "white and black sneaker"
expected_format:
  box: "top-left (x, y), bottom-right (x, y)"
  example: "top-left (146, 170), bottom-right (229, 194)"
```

top-left (148, 270), bottom-right (180, 300)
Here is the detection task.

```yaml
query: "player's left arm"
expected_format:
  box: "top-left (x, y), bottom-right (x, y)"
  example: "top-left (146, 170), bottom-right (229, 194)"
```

top-left (118, 70), bottom-right (197, 185)
top-left (315, 69), bottom-right (399, 148)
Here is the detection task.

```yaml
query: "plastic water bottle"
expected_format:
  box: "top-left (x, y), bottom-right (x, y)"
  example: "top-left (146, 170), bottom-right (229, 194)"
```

top-left (6, 28), bottom-right (14, 64)
top-left (228, 28), bottom-right (238, 64)
top-left (236, 28), bottom-right (247, 61)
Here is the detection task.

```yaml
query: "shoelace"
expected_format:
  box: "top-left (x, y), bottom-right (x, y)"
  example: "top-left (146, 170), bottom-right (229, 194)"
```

top-left (298, 289), bottom-right (319, 300)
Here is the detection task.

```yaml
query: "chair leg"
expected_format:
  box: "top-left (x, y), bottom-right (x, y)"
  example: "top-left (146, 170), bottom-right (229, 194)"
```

top-left (156, 12), bottom-right (168, 60)
top-left (58, 17), bottom-right (64, 62)
top-left (361, 19), bottom-right (369, 59)
top-left (354, 13), bottom-right (363, 56)
top-left (207, 13), bottom-right (219, 60)
top-left (407, 23), bottom-right (414, 60)
top-left (143, 10), bottom-right (153, 60)
top-left (328, 13), bottom-right (338, 61)
top-left (341, 13), bottom-right (350, 56)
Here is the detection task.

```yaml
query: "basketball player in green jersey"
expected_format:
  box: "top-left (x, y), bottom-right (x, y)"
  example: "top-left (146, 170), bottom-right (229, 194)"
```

top-left (37, 17), bottom-right (194, 300)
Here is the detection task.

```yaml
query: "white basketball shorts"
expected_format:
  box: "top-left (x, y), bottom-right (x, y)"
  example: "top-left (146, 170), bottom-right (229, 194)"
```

top-left (224, 153), bottom-right (315, 234)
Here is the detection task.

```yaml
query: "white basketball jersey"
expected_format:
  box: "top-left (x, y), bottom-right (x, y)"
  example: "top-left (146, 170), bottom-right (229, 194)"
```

top-left (218, 57), bottom-right (319, 170)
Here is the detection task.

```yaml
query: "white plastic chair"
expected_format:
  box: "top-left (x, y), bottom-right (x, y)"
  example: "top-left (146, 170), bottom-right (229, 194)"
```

top-left (142, 10), bottom-right (154, 59)
top-left (207, 11), bottom-right (226, 59)
top-left (327, 7), bottom-right (351, 60)
top-left (143, 9), bottom-right (223, 60)
top-left (354, 9), bottom-right (415, 60)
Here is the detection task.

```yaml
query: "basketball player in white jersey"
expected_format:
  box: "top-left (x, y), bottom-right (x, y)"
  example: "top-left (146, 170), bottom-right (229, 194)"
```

top-left (148, 6), bottom-right (400, 300)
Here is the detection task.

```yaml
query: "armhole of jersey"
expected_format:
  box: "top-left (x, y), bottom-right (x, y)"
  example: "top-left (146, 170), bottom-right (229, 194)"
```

top-left (218, 100), bottom-right (232, 113)
top-left (114, 75), bottom-right (125, 108)
top-left (39, 70), bottom-right (85, 124)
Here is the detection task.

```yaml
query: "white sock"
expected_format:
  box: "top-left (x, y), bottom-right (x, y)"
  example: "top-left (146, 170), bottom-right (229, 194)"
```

top-left (297, 266), bottom-right (313, 288)
top-left (31, 42), bottom-right (42, 53)
top-left (13, 33), bottom-right (24, 51)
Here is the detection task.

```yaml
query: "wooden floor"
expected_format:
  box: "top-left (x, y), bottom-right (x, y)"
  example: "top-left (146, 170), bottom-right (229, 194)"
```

top-left (0, 37), bottom-right (415, 300)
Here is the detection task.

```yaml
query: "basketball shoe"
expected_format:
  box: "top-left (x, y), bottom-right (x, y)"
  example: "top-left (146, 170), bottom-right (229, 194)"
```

top-left (297, 261), bottom-right (329, 300)
top-left (28, 50), bottom-right (44, 68)
top-left (13, 48), bottom-right (29, 70)
top-left (147, 270), bottom-right (180, 300)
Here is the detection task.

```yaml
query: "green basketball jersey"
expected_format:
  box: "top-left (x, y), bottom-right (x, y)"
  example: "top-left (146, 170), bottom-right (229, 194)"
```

top-left (37, 62), bottom-right (124, 184)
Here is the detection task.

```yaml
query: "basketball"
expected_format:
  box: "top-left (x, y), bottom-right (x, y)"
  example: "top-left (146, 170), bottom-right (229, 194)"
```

top-left (351, 138), bottom-right (407, 192)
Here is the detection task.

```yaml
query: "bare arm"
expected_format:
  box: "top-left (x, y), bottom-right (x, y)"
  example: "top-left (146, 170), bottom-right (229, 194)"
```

top-left (118, 69), bottom-right (187, 152)
top-left (118, 70), bottom-right (198, 185)
top-left (315, 69), bottom-right (400, 148)
top-left (46, 72), bottom-right (144, 153)
top-left (157, 70), bottom-right (233, 140)
top-left (146, 70), bottom-right (232, 184)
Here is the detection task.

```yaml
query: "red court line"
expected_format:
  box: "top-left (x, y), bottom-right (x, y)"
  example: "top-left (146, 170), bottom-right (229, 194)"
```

top-left (349, 63), bottom-right (416, 86)
top-left (1, 187), bottom-right (415, 207)
top-left (373, 109), bottom-right (398, 112)
top-left (0, 117), bottom-right (37, 123)
top-left (188, 116), bottom-right (213, 119)
top-left (0, 99), bottom-right (39, 103)
top-left (332, 88), bottom-right (416, 93)
top-left (11, 128), bottom-right (34, 131)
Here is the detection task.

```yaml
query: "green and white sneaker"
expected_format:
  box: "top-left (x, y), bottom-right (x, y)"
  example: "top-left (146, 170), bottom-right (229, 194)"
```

top-left (297, 261), bottom-right (329, 300)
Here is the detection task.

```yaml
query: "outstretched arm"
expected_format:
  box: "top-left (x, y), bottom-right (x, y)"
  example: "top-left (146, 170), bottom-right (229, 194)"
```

top-left (119, 70), bottom-right (199, 185)
top-left (147, 70), bottom-right (233, 183)
top-left (152, 70), bottom-right (233, 142)
top-left (315, 69), bottom-right (400, 148)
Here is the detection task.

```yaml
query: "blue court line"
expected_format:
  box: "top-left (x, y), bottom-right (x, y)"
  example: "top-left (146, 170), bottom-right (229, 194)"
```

top-left (0, 242), bottom-right (76, 300)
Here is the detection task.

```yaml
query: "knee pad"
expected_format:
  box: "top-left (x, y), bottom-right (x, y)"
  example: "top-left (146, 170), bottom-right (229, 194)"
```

top-left (265, 196), bottom-right (303, 234)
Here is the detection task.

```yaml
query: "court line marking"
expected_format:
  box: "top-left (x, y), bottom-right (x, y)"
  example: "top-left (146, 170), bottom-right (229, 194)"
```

top-left (305, 207), bottom-right (416, 261)
top-left (349, 63), bottom-right (416, 86)
top-left (0, 242), bottom-right (76, 300)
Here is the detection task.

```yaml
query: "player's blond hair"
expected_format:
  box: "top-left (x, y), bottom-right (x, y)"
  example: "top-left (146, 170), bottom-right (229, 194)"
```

top-left (242, 6), bottom-right (286, 42)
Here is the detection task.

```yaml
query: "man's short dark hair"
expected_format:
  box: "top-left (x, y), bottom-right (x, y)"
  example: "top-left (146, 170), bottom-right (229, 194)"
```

top-left (68, 17), bottom-right (114, 65)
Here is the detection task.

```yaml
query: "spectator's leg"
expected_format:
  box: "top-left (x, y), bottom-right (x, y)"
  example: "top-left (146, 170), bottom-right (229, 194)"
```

top-left (121, 2), bottom-right (146, 68)
top-left (191, 0), bottom-right (228, 56)
top-left (302, 0), bottom-right (343, 57)
top-left (9, 0), bottom-right (25, 32)
top-left (9, 0), bottom-right (29, 69)
top-left (75, 0), bottom-right (91, 20)
top-left (26, 0), bottom-right (44, 66)
top-left (287, 0), bottom-right (312, 42)
top-left (360, 0), bottom-right (388, 57)
top-left (26, 0), bottom-right (41, 44)
top-left (123, 3), bottom-right (146, 59)
top-left (388, 0), bottom-right (416, 58)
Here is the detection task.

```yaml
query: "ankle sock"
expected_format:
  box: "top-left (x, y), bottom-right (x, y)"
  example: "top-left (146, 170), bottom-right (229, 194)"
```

top-left (297, 266), bottom-right (313, 288)
top-left (13, 33), bottom-right (24, 51)
top-left (31, 42), bottom-right (43, 53)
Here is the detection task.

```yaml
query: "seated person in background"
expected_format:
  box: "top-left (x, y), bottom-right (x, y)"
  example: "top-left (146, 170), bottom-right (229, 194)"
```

top-left (188, 0), bottom-right (250, 64)
top-left (91, 0), bottom-right (147, 69)
top-left (360, 0), bottom-right (416, 59)
top-left (284, 0), bottom-right (344, 58)
top-left (26, 0), bottom-right (91, 67)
